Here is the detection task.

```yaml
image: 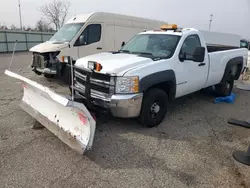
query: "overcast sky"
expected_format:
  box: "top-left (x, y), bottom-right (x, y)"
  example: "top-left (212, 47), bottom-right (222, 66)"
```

top-left (0, 0), bottom-right (249, 38)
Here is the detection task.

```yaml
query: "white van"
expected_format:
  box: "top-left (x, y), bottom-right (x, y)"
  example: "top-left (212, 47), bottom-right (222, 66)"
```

top-left (30, 12), bottom-right (167, 79)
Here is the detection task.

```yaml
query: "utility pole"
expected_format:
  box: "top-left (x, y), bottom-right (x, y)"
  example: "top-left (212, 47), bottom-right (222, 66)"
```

top-left (18, 0), bottom-right (23, 30)
top-left (209, 14), bottom-right (213, 30)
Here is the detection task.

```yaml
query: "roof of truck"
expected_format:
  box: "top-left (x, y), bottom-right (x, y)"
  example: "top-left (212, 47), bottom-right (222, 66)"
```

top-left (142, 26), bottom-right (241, 47)
top-left (141, 30), bottom-right (183, 36)
top-left (140, 28), bottom-right (200, 36)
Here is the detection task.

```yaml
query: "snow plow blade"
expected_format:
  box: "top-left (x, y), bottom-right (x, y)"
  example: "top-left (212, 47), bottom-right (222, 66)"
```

top-left (4, 70), bottom-right (96, 154)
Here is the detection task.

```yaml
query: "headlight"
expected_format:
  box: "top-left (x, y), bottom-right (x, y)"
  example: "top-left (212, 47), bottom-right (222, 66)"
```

top-left (64, 57), bottom-right (68, 63)
top-left (64, 56), bottom-right (71, 63)
top-left (62, 56), bottom-right (71, 63)
top-left (88, 61), bottom-right (95, 70)
top-left (88, 61), bottom-right (102, 71)
top-left (115, 76), bottom-right (139, 94)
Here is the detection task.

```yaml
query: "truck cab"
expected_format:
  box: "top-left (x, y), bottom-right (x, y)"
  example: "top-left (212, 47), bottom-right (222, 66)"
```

top-left (70, 24), bottom-right (247, 127)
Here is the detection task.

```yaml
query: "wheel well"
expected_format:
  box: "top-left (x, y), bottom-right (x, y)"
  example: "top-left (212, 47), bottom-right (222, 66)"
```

top-left (226, 63), bottom-right (243, 81)
top-left (234, 63), bottom-right (243, 79)
top-left (148, 81), bottom-right (176, 101)
top-left (222, 58), bottom-right (243, 83)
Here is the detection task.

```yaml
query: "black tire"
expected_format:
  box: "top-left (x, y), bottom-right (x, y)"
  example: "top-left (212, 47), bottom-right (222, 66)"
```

top-left (215, 80), bottom-right (234, 97)
top-left (138, 88), bottom-right (168, 128)
top-left (44, 73), bottom-right (55, 79)
top-left (62, 65), bottom-right (71, 85)
top-left (35, 71), bottom-right (42, 75)
top-left (33, 69), bottom-right (42, 75)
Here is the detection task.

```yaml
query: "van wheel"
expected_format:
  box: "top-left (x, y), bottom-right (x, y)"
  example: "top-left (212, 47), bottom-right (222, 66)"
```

top-left (32, 69), bottom-right (42, 75)
top-left (215, 80), bottom-right (234, 97)
top-left (138, 88), bottom-right (168, 128)
top-left (34, 71), bottom-right (42, 75)
top-left (44, 73), bottom-right (54, 79)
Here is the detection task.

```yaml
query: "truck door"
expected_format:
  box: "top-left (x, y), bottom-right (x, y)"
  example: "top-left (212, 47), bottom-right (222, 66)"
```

top-left (175, 34), bottom-right (209, 97)
top-left (74, 23), bottom-right (104, 59)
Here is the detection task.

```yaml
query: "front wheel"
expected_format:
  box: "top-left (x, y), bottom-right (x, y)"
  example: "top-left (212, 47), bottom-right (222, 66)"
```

top-left (138, 88), bottom-right (168, 128)
top-left (43, 73), bottom-right (55, 79)
top-left (33, 69), bottom-right (42, 75)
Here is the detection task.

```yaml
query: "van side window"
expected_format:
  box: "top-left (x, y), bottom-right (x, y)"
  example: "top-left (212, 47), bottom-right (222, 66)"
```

top-left (75, 24), bottom-right (101, 46)
top-left (180, 35), bottom-right (201, 60)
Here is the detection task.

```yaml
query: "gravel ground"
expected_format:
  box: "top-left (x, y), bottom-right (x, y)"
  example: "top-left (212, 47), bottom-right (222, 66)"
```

top-left (0, 52), bottom-right (250, 188)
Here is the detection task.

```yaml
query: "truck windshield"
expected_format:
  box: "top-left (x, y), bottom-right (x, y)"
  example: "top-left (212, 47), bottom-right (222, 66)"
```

top-left (120, 34), bottom-right (181, 59)
top-left (49, 23), bottom-right (84, 43)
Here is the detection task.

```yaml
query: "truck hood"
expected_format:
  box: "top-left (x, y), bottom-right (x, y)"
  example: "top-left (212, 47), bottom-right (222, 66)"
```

top-left (75, 52), bottom-right (154, 75)
top-left (29, 41), bottom-right (69, 53)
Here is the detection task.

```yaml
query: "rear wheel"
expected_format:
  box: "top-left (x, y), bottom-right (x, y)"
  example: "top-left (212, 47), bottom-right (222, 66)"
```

top-left (138, 88), bottom-right (168, 128)
top-left (215, 79), bottom-right (234, 97)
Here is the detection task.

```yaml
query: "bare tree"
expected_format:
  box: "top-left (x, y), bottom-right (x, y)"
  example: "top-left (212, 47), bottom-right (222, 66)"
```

top-left (0, 26), bottom-right (8, 30)
top-left (39, 0), bottom-right (71, 30)
top-left (36, 19), bottom-right (52, 32)
top-left (0, 23), bottom-right (8, 30)
top-left (24, 26), bottom-right (33, 31)
top-left (10, 24), bottom-right (18, 30)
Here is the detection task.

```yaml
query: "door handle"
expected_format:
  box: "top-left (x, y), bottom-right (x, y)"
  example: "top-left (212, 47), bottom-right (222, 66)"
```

top-left (198, 63), bottom-right (205, 66)
top-left (97, 47), bottom-right (102, 50)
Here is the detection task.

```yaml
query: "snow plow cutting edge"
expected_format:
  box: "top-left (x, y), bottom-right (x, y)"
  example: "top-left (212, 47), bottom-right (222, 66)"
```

top-left (4, 70), bottom-right (96, 154)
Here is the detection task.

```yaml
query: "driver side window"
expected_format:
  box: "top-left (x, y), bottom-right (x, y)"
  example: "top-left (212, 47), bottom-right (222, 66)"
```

top-left (180, 35), bottom-right (201, 60)
top-left (74, 24), bottom-right (101, 46)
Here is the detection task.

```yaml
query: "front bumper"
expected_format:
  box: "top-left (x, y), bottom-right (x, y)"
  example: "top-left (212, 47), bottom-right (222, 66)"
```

top-left (73, 86), bottom-right (143, 118)
top-left (34, 67), bottom-right (57, 75)
top-left (109, 93), bottom-right (143, 118)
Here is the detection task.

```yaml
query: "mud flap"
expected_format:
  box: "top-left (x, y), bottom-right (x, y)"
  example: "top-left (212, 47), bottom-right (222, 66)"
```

top-left (4, 70), bottom-right (96, 154)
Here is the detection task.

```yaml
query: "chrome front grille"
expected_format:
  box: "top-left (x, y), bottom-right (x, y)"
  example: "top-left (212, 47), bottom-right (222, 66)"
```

top-left (73, 66), bottom-right (115, 99)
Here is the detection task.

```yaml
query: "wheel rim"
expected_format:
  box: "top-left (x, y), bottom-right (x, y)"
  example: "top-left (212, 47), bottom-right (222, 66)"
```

top-left (150, 102), bottom-right (161, 118)
top-left (224, 80), bottom-right (233, 95)
top-left (226, 82), bottom-right (231, 90)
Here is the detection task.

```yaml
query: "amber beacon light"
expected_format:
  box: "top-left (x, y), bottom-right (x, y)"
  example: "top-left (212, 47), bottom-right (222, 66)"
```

top-left (160, 24), bottom-right (178, 31)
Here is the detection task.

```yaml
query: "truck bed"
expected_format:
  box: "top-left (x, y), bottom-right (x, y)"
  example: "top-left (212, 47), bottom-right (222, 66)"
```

top-left (204, 48), bottom-right (247, 88)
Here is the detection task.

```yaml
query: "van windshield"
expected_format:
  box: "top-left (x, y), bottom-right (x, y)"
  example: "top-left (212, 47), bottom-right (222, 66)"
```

top-left (49, 23), bottom-right (84, 43)
top-left (120, 34), bottom-right (181, 59)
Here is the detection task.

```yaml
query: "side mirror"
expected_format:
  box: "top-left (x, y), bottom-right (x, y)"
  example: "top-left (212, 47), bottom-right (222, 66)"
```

top-left (193, 47), bottom-right (205, 62)
top-left (121, 41), bottom-right (125, 47)
top-left (179, 52), bottom-right (187, 62)
top-left (79, 35), bottom-right (86, 45)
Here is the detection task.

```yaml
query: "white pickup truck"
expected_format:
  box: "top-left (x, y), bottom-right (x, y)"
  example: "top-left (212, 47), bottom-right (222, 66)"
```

top-left (71, 24), bottom-right (248, 127)
top-left (4, 24), bottom-right (248, 154)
